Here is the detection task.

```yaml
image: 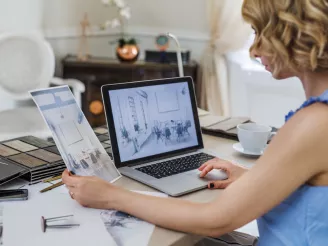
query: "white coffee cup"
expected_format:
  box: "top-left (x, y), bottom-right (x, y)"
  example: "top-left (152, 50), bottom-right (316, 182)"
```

top-left (237, 123), bottom-right (275, 153)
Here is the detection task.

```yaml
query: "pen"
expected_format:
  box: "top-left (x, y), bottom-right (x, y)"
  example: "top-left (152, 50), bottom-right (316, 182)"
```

top-left (40, 181), bottom-right (64, 193)
top-left (43, 175), bottom-right (62, 183)
top-left (40, 171), bottom-right (75, 193)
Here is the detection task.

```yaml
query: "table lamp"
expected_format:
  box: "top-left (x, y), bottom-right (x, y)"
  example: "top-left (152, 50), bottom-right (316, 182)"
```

top-left (166, 33), bottom-right (184, 77)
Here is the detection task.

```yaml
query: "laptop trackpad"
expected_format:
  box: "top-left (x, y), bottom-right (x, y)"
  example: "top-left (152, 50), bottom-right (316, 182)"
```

top-left (186, 169), bottom-right (228, 181)
top-left (151, 170), bottom-right (228, 196)
top-left (151, 173), bottom-right (206, 196)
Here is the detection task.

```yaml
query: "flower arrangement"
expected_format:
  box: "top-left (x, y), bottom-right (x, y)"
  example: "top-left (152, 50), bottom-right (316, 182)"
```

top-left (100, 0), bottom-right (139, 62)
top-left (100, 0), bottom-right (131, 39)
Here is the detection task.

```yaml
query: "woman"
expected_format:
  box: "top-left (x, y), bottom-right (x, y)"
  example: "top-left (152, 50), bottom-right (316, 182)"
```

top-left (62, 0), bottom-right (328, 245)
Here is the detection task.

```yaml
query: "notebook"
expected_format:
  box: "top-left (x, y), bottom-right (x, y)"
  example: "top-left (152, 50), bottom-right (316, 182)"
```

top-left (198, 108), bottom-right (279, 140)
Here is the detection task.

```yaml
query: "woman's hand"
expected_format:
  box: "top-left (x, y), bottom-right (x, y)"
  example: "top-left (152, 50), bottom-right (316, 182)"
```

top-left (198, 158), bottom-right (248, 189)
top-left (62, 169), bottom-right (118, 209)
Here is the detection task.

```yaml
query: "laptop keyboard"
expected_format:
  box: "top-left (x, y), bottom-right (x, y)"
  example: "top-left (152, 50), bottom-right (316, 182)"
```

top-left (136, 153), bottom-right (215, 179)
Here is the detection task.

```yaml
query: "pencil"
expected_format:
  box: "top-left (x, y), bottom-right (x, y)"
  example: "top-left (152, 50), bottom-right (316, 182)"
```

top-left (43, 175), bottom-right (62, 183)
top-left (40, 181), bottom-right (64, 193)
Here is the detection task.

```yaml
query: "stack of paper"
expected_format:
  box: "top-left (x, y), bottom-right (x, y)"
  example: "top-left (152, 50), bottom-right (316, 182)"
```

top-left (197, 108), bottom-right (250, 140)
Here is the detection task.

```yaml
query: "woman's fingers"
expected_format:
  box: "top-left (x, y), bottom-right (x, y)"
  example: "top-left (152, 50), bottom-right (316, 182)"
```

top-left (62, 169), bottom-right (81, 187)
top-left (199, 164), bottom-right (214, 177)
top-left (66, 185), bottom-right (78, 199)
top-left (198, 158), bottom-right (219, 171)
top-left (199, 159), bottom-right (232, 178)
top-left (208, 179), bottom-right (231, 189)
top-left (69, 191), bottom-right (74, 199)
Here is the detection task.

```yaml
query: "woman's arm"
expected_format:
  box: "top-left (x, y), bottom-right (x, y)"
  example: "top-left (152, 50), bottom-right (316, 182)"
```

top-left (63, 104), bottom-right (328, 238)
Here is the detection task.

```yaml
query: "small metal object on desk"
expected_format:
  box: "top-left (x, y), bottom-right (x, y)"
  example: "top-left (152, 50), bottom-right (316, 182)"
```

top-left (41, 215), bottom-right (80, 233)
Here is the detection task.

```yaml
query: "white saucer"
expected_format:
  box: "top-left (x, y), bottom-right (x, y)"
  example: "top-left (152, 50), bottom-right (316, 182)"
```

top-left (233, 142), bottom-right (266, 156)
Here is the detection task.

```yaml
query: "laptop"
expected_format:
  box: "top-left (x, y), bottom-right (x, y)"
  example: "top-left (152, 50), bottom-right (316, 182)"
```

top-left (101, 76), bottom-right (227, 196)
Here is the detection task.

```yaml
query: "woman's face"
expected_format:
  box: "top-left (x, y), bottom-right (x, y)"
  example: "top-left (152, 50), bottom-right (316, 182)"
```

top-left (251, 48), bottom-right (295, 80)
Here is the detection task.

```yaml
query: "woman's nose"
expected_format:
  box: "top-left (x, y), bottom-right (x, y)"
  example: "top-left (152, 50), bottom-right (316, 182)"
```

top-left (250, 49), bottom-right (260, 58)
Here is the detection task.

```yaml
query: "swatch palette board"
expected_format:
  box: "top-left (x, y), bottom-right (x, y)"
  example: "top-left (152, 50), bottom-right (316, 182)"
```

top-left (47, 125), bottom-right (113, 167)
top-left (47, 125), bottom-right (112, 160)
top-left (93, 125), bottom-right (113, 160)
top-left (0, 125), bottom-right (112, 185)
top-left (0, 136), bottom-right (65, 184)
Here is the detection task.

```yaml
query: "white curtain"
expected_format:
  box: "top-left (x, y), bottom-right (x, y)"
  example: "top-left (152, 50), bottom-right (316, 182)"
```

top-left (199, 0), bottom-right (252, 116)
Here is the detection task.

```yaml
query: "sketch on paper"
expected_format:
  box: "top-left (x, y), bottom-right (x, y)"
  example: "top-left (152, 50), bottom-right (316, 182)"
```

top-left (108, 82), bottom-right (199, 162)
top-left (100, 210), bottom-right (153, 246)
top-left (100, 191), bottom-right (167, 246)
top-left (30, 86), bottom-right (121, 183)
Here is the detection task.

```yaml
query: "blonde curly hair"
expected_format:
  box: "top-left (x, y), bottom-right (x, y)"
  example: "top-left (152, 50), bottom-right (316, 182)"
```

top-left (242, 0), bottom-right (328, 76)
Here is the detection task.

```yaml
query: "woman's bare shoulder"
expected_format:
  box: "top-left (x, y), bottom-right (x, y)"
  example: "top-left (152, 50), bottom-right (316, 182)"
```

top-left (295, 103), bottom-right (328, 185)
top-left (271, 102), bottom-right (328, 180)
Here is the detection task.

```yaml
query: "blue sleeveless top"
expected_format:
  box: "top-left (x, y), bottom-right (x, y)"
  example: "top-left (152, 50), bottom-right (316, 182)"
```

top-left (257, 90), bottom-right (328, 246)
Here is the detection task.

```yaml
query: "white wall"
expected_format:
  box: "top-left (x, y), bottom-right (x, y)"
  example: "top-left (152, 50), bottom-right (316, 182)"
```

top-left (43, 0), bottom-right (208, 35)
top-left (0, 0), bottom-right (44, 111)
top-left (227, 51), bottom-right (306, 128)
top-left (0, 0), bottom-right (43, 34)
top-left (42, 0), bottom-right (209, 75)
top-left (0, 0), bottom-right (209, 111)
top-left (0, 0), bottom-right (306, 129)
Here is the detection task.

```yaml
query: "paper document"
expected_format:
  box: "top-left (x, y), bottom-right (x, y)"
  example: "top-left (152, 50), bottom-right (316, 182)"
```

top-left (3, 193), bottom-right (117, 246)
top-left (197, 108), bottom-right (210, 117)
top-left (30, 86), bottom-right (121, 183)
top-left (199, 114), bottom-right (229, 128)
top-left (101, 191), bottom-right (167, 246)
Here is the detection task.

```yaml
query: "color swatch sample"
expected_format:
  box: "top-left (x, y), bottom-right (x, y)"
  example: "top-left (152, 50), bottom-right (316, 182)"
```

top-left (0, 124), bottom-right (111, 185)
top-left (8, 153), bottom-right (47, 168)
top-left (27, 149), bottom-right (62, 163)
top-left (105, 148), bottom-right (113, 159)
top-left (3, 140), bottom-right (38, 152)
top-left (20, 136), bottom-right (55, 148)
top-left (45, 146), bottom-right (60, 155)
top-left (94, 128), bottom-right (108, 134)
top-left (97, 135), bottom-right (109, 142)
top-left (0, 144), bottom-right (20, 157)
top-left (101, 143), bottom-right (110, 149)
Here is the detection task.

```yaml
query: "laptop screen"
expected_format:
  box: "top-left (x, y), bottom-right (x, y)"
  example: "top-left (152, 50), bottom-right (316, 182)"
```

top-left (107, 81), bottom-right (200, 163)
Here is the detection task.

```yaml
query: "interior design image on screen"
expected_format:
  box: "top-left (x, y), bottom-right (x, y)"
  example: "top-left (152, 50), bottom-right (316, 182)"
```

top-left (30, 86), bottom-right (121, 183)
top-left (109, 82), bottom-right (199, 162)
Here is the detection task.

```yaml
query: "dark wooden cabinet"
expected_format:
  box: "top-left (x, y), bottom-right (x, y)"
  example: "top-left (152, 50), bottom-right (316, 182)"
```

top-left (62, 55), bottom-right (199, 127)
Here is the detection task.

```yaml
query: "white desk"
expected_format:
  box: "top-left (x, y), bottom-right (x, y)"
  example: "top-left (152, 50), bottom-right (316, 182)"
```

top-left (1, 134), bottom-right (259, 246)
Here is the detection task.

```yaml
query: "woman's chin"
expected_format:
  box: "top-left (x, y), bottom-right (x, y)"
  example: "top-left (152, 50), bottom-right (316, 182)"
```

top-left (267, 69), bottom-right (294, 80)
top-left (273, 73), bottom-right (294, 80)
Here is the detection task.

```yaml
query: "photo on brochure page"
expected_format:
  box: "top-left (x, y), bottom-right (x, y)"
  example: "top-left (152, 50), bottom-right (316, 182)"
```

top-left (101, 210), bottom-right (153, 246)
top-left (100, 191), bottom-right (167, 246)
top-left (30, 86), bottom-right (121, 183)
